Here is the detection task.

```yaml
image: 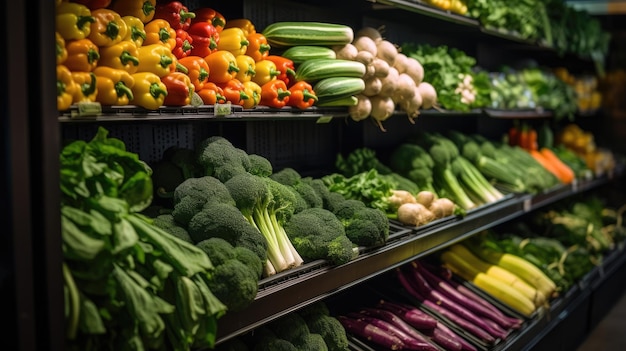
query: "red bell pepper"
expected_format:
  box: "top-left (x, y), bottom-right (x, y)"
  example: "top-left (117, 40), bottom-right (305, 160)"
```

top-left (260, 80), bottom-right (291, 108)
top-left (196, 82), bottom-right (226, 105)
top-left (265, 55), bottom-right (296, 86)
top-left (154, 1), bottom-right (196, 31)
top-left (217, 78), bottom-right (249, 106)
top-left (161, 71), bottom-right (194, 106)
top-left (287, 81), bottom-right (318, 109)
top-left (191, 7), bottom-right (226, 33)
top-left (172, 29), bottom-right (193, 59)
top-left (187, 21), bottom-right (219, 58)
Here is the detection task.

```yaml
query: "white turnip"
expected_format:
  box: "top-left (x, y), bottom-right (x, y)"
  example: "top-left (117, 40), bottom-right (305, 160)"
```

top-left (369, 95), bottom-right (395, 132)
top-left (376, 39), bottom-right (398, 65)
top-left (378, 66), bottom-right (399, 97)
top-left (372, 58), bottom-right (390, 78)
top-left (417, 82), bottom-right (438, 110)
top-left (393, 53), bottom-right (409, 74)
top-left (363, 76), bottom-right (382, 96)
top-left (353, 36), bottom-right (378, 56)
top-left (397, 202), bottom-right (436, 227)
top-left (333, 43), bottom-right (358, 60)
top-left (404, 57), bottom-right (424, 85)
top-left (398, 89), bottom-right (422, 124)
top-left (355, 50), bottom-right (375, 66)
top-left (392, 73), bottom-right (417, 103)
top-left (348, 94), bottom-right (372, 122)
top-left (388, 190), bottom-right (417, 211)
top-left (355, 26), bottom-right (383, 44)
top-left (415, 191), bottom-right (436, 208)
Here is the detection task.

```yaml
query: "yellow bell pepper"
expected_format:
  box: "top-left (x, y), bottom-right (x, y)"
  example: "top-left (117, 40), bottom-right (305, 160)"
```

top-left (93, 66), bottom-right (135, 105)
top-left (136, 44), bottom-right (177, 77)
top-left (234, 54), bottom-right (256, 83)
top-left (88, 9), bottom-right (128, 47)
top-left (251, 59), bottom-right (279, 86)
top-left (64, 38), bottom-right (100, 72)
top-left (98, 40), bottom-right (140, 73)
top-left (224, 18), bottom-right (256, 37)
top-left (131, 72), bottom-right (168, 110)
top-left (242, 81), bottom-right (261, 109)
top-left (56, 2), bottom-right (95, 40)
top-left (205, 50), bottom-right (239, 84)
top-left (122, 15), bottom-right (147, 48)
top-left (216, 27), bottom-right (250, 56)
top-left (71, 71), bottom-right (98, 103)
top-left (111, 0), bottom-right (156, 24)
top-left (56, 32), bottom-right (68, 65)
top-left (143, 18), bottom-right (176, 50)
top-left (57, 65), bottom-right (77, 110)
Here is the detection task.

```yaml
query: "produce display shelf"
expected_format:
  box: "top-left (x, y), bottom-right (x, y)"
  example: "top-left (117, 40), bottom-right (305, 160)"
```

top-left (483, 108), bottom-right (553, 119)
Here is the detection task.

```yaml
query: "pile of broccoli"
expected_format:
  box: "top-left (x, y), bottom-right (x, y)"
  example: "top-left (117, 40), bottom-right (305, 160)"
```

top-left (196, 237), bottom-right (262, 312)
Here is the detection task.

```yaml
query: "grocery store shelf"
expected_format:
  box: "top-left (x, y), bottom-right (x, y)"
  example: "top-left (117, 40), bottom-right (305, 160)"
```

top-left (370, 0), bottom-right (479, 26)
top-left (214, 174), bottom-right (618, 345)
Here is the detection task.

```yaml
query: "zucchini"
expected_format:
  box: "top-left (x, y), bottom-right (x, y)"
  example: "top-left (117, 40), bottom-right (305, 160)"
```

top-left (295, 59), bottom-right (366, 82)
top-left (314, 77), bottom-right (365, 105)
top-left (316, 95), bottom-right (358, 107)
top-left (262, 21), bottom-right (354, 48)
top-left (281, 45), bottom-right (337, 64)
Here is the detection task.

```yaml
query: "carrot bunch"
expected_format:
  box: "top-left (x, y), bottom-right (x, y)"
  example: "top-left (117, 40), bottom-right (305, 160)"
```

top-left (508, 123), bottom-right (575, 185)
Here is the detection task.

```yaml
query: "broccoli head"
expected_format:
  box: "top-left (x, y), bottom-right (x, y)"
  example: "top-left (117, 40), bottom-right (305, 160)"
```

top-left (171, 176), bottom-right (235, 226)
top-left (333, 200), bottom-right (389, 247)
top-left (152, 214), bottom-right (194, 243)
top-left (248, 154), bottom-right (273, 177)
top-left (195, 136), bottom-right (251, 182)
top-left (270, 167), bottom-right (302, 186)
top-left (253, 337), bottom-right (298, 351)
top-left (206, 259), bottom-right (259, 312)
top-left (195, 237), bottom-right (236, 266)
top-left (284, 207), bottom-right (356, 265)
top-left (187, 202), bottom-right (268, 263)
top-left (234, 246), bottom-right (263, 279)
top-left (303, 313), bottom-right (349, 351)
top-left (268, 312), bottom-right (310, 345)
top-left (295, 333), bottom-right (329, 351)
top-left (292, 181), bottom-right (323, 209)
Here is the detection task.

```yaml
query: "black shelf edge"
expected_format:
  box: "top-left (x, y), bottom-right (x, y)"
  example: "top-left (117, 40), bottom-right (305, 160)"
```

top-left (371, 0), bottom-right (479, 27)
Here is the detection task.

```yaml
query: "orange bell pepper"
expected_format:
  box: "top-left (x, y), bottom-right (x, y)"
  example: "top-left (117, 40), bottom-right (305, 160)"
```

top-left (235, 55), bottom-right (256, 83)
top-left (196, 82), bottom-right (226, 105)
top-left (88, 9), bottom-right (129, 47)
top-left (121, 15), bottom-right (147, 48)
top-left (64, 38), bottom-right (100, 72)
top-left (143, 18), bottom-right (176, 49)
top-left (93, 66), bottom-right (135, 105)
top-left (57, 65), bottom-right (77, 110)
top-left (56, 32), bottom-right (68, 65)
top-left (71, 71), bottom-right (98, 103)
top-left (245, 32), bottom-right (271, 62)
top-left (242, 81), bottom-right (261, 109)
top-left (98, 40), bottom-right (140, 73)
top-left (260, 80), bottom-right (290, 108)
top-left (287, 81), bottom-right (317, 109)
top-left (161, 71), bottom-right (194, 106)
top-left (136, 43), bottom-right (177, 77)
top-left (204, 50), bottom-right (239, 83)
top-left (177, 56), bottom-right (210, 91)
top-left (111, 0), bottom-right (156, 24)
top-left (217, 79), bottom-right (249, 106)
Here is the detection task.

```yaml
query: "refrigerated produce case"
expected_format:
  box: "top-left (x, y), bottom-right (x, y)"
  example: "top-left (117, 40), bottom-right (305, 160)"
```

top-left (3, 0), bottom-right (626, 350)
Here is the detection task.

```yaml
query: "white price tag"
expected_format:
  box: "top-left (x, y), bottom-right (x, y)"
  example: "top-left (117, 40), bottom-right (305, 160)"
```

top-left (214, 103), bottom-right (232, 116)
top-left (316, 115), bottom-right (333, 124)
top-left (72, 102), bottom-right (101, 118)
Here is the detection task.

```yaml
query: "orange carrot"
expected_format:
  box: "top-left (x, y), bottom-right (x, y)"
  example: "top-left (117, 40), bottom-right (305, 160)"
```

top-left (529, 149), bottom-right (567, 183)
top-left (540, 148), bottom-right (575, 184)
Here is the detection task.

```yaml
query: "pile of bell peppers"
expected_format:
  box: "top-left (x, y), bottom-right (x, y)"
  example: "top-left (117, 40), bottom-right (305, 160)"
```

top-left (56, 0), bottom-right (318, 112)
